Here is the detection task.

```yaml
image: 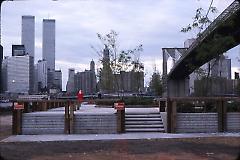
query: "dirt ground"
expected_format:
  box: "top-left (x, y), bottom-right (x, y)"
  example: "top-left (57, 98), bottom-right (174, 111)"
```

top-left (0, 114), bottom-right (240, 160)
top-left (0, 115), bottom-right (12, 141)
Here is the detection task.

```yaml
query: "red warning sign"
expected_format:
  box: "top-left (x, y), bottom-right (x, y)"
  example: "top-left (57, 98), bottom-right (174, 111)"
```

top-left (14, 102), bottom-right (24, 110)
top-left (114, 102), bottom-right (125, 111)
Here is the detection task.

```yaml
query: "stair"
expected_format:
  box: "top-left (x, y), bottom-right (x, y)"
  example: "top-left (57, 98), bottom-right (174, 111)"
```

top-left (125, 112), bottom-right (165, 133)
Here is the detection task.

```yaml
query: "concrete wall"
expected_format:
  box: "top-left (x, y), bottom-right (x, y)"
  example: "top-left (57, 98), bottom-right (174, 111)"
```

top-left (22, 113), bottom-right (65, 134)
top-left (176, 113), bottom-right (218, 133)
top-left (74, 114), bottom-right (117, 134)
top-left (160, 112), bottom-right (167, 132)
top-left (227, 112), bottom-right (240, 132)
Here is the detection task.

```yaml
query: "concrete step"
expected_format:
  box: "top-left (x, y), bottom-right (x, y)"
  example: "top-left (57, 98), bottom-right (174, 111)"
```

top-left (125, 112), bottom-right (165, 133)
top-left (125, 128), bottom-right (165, 132)
top-left (125, 121), bottom-right (163, 125)
top-left (125, 124), bottom-right (164, 128)
top-left (125, 114), bottom-right (161, 118)
top-left (125, 112), bottom-right (159, 115)
top-left (125, 117), bottom-right (162, 121)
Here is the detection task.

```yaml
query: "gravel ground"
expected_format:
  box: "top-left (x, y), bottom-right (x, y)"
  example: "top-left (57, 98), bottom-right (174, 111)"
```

top-left (0, 115), bottom-right (12, 141)
top-left (0, 137), bottom-right (240, 160)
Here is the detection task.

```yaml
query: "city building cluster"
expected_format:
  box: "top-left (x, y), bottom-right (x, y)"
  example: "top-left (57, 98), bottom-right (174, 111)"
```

top-left (66, 46), bottom-right (145, 95)
top-left (0, 16), bottom-right (61, 95)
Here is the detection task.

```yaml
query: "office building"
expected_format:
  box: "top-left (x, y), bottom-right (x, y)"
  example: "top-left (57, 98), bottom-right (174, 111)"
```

top-left (22, 16), bottom-right (35, 94)
top-left (4, 56), bottom-right (30, 94)
top-left (43, 19), bottom-right (55, 71)
top-left (42, 19), bottom-right (55, 90)
top-left (66, 68), bottom-right (75, 94)
top-left (54, 70), bottom-right (62, 91)
top-left (74, 61), bottom-right (97, 95)
top-left (22, 16), bottom-right (35, 58)
top-left (11, 45), bottom-right (34, 93)
top-left (36, 60), bottom-right (47, 92)
top-left (113, 71), bottom-right (144, 93)
top-left (210, 55), bottom-right (231, 79)
top-left (12, 45), bottom-right (26, 56)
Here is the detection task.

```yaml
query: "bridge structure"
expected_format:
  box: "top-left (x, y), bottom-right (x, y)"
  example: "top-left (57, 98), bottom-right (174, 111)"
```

top-left (163, 0), bottom-right (240, 97)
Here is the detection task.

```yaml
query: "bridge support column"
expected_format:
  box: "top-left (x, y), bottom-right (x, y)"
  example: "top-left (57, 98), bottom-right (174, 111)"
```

top-left (168, 78), bottom-right (189, 97)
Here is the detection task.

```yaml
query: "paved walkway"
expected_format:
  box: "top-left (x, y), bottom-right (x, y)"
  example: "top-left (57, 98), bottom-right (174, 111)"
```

top-left (1, 133), bottom-right (239, 142)
top-left (43, 104), bottom-right (160, 115)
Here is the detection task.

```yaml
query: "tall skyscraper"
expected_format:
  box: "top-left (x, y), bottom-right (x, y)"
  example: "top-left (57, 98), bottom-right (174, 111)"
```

top-left (22, 16), bottom-right (35, 94)
top-left (22, 16), bottom-right (35, 58)
top-left (43, 19), bottom-right (55, 71)
top-left (42, 19), bottom-right (55, 90)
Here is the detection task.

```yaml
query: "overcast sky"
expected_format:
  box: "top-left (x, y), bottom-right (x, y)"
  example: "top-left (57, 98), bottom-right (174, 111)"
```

top-left (2, 0), bottom-right (239, 90)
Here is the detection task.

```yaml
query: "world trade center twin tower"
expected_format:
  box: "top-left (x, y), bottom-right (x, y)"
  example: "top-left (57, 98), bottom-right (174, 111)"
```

top-left (22, 15), bottom-right (56, 93)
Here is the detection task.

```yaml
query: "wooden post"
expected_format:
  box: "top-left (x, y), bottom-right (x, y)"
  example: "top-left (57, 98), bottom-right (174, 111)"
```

top-left (217, 100), bottom-right (227, 132)
top-left (217, 100), bottom-right (223, 132)
top-left (49, 102), bottom-right (52, 109)
top-left (64, 102), bottom-right (70, 134)
top-left (32, 102), bottom-right (37, 112)
top-left (23, 102), bottom-right (29, 113)
top-left (167, 99), bottom-right (172, 133)
top-left (42, 102), bottom-right (47, 111)
top-left (117, 109), bottom-right (125, 133)
top-left (47, 102), bottom-right (50, 110)
top-left (12, 104), bottom-right (22, 135)
top-left (171, 101), bottom-right (177, 133)
top-left (54, 102), bottom-right (57, 108)
top-left (223, 101), bottom-right (227, 132)
top-left (160, 100), bottom-right (166, 112)
top-left (69, 103), bottom-right (74, 134)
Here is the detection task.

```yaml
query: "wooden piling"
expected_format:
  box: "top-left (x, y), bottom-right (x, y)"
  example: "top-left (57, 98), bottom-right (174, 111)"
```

top-left (117, 109), bottom-right (125, 133)
top-left (167, 100), bottom-right (176, 133)
top-left (64, 102), bottom-right (70, 134)
top-left (69, 103), bottom-right (74, 134)
top-left (12, 105), bottom-right (22, 135)
top-left (217, 100), bottom-right (227, 132)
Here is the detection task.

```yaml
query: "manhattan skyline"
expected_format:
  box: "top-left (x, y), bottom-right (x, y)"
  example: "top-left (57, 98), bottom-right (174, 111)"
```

top-left (1, 0), bottom-right (239, 90)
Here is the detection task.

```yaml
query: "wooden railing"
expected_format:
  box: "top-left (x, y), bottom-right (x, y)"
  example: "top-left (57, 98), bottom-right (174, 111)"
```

top-left (157, 97), bottom-right (240, 133)
top-left (12, 99), bottom-right (78, 135)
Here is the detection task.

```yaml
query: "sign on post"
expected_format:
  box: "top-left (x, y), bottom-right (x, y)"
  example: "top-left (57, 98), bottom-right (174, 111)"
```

top-left (14, 102), bottom-right (24, 110)
top-left (114, 102), bottom-right (125, 111)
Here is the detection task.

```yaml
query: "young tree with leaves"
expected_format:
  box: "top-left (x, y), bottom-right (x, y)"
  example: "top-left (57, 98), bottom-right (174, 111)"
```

top-left (92, 30), bottom-right (144, 94)
top-left (149, 72), bottom-right (163, 96)
top-left (181, 0), bottom-right (221, 96)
